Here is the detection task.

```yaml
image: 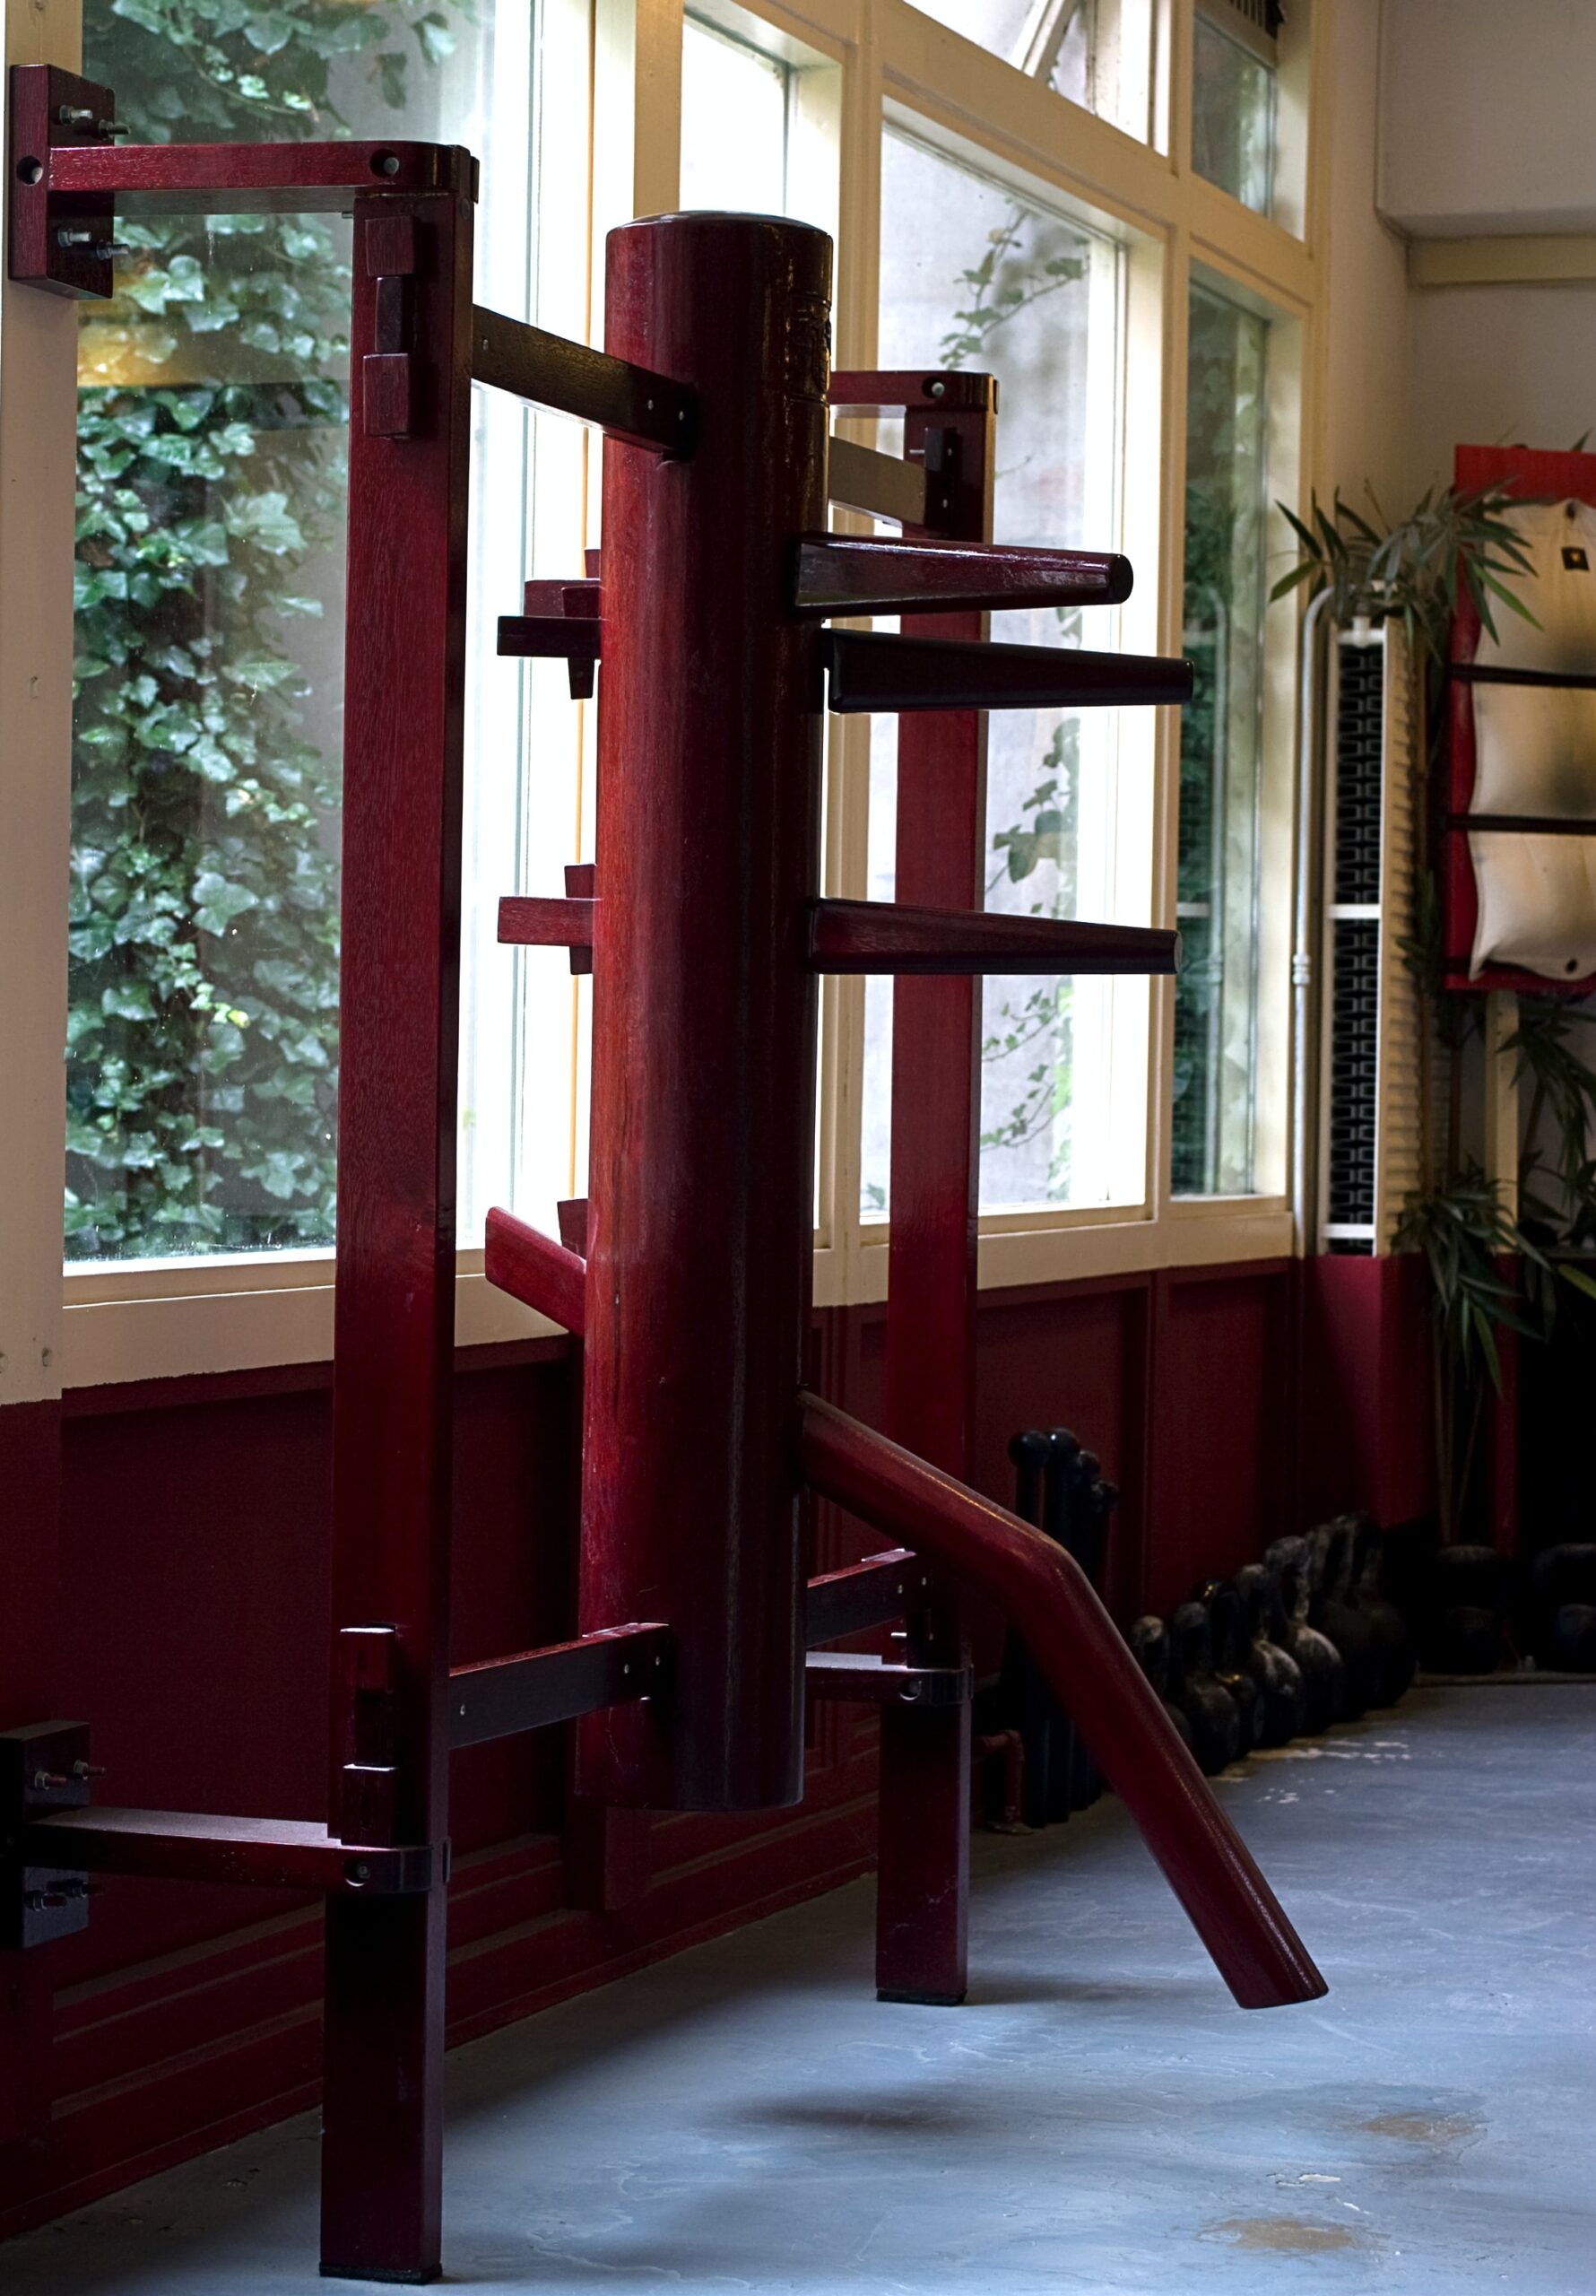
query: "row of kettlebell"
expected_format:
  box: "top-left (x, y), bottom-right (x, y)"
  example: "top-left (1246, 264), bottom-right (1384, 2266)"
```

top-left (1424, 1539), bottom-right (1596, 1674)
top-left (1128, 1517), bottom-right (1416, 1777)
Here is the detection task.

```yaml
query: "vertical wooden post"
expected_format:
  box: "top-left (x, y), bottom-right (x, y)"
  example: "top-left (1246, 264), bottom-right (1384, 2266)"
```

top-left (321, 183), bottom-right (474, 2285)
top-left (576, 214), bottom-right (832, 1813)
top-left (876, 376), bottom-right (997, 2004)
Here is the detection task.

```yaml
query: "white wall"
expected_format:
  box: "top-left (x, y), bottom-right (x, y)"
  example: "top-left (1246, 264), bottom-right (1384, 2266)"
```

top-left (1379, 0), bottom-right (1596, 239)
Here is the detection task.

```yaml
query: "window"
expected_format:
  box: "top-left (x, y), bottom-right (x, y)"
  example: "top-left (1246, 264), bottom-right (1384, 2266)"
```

top-left (1191, 0), bottom-right (1279, 217)
top-left (67, 0), bottom-right (587, 1263)
top-left (908, 1), bottom-right (1157, 144)
top-left (868, 128), bottom-right (1145, 1219)
top-left (1173, 276), bottom-right (1276, 1196)
top-left (16, 0), bottom-right (1323, 1382)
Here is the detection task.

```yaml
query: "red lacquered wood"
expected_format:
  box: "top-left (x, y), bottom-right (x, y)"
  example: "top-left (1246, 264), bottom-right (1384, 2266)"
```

top-left (321, 185), bottom-right (474, 2284)
top-left (483, 1206), bottom-right (587, 1335)
top-left (827, 435), bottom-right (927, 526)
top-left (7, 66), bottom-right (117, 298)
top-left (798, 1394), bottom-right (1327, 2010)
top-left (46, 135), bottom-right (473, 214)
top-left (829, 370), bottom-right (996, 415)
top-left (497, 894), bottom-right (596, 945)
top-left (0, 1402), bottom-right (63, 2144)
top-left (496, 614), bottom-right (603, 663)
top-left (875, 385), bottom-right (993, 2006)
top-left (794, 534), bottom-right (1132, 617)
top-left (447, 1622), bottom-right (670, 1749)
top-left (22, 1810), bottom-right (433, 1895)
top-left (472, 303), bottom-right (694, 452)
top-left (825, 630), bottom-right (1193, 713)
top-left (804, 1548), bottom-right (918, 1644)
top-left (577, 214), bottom-right (831, 1813)
top-left (810, 899), bottom-right (1180, 976)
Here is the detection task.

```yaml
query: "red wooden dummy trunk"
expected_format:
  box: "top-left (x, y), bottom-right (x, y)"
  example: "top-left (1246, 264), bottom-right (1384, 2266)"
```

top-left (4, 77), bottom-right (1323, 2284)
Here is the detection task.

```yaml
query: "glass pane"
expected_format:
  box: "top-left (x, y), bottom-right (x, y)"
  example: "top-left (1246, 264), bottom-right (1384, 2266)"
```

top-left (907, 0), bottom-right (1153, 142)
top-left (69, 0), bottom-right (583, 1260)
top-left (869, 131), bottom-right (1136, 1221)
top-left (681, 19), bottom-right (790, 213)
top-left (1191, 10), bottom-right (1277, 215)
top-left (1173, 282), bottom-right (1270, 1196)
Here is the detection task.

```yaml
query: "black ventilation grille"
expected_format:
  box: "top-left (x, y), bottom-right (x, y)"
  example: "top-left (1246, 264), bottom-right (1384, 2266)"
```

top-left (1327, 917), bottom-right (1378, 1238)
top-left (1334, 640), bottom-right (1383, 906)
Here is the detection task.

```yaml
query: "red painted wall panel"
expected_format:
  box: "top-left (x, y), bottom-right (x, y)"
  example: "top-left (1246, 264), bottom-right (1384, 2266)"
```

top-left (1, 1253), bottom-right (1400, 2239)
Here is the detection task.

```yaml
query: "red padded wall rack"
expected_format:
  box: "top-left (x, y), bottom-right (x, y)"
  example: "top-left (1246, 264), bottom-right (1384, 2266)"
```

top-left (4, 73), bottom-right (1323, 2284)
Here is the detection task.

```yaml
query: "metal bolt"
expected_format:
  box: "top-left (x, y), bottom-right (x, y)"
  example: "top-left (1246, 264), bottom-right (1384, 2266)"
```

top-left (72, 1761), bottom-right (106, 1780)
top-left (31, 1771), bottom-right (70, 1791)
top-left (16, 158), bottom-right (43, 187)
top-left (344, 1859), bottom-right (372, 1887)
top-left (55, 229), bottom-right (93, 248)
top-left (97, 120), bottom-right (129, 137)
top-left (372, 152), bottom-right (401, 178)
top-left (926, 377), bottom-right (948, 399)
top-left (55, 104), bottom-right (95, 126)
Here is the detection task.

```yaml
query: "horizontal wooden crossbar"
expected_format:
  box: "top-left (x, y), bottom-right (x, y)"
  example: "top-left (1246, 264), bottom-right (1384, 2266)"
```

top-left (823, 630), bottom-right (1193, 713)
top-left (806, 1652), bottom-right (971, 1707)
top-left (497, 614), bottom-right (603, 662)
top-left (828, 435), bottom-right (927, 526)
top-left (22, 1809), bottom-right (434, 1894)
top-left (794, 535), bottom-right (1132, 617)
top-left (484, 1205), bottom-right (586, 1334)
top-left (42, 136), bottom-right (474, 213)
top-left (448, 1624), bottom-right (671, 1750)
top-left (810, 900), bottom-right (1181, 977)
top-left (472, 304), bottom-right (695, 454)
top-left (498, 895), bottom-right (595, 946)
top-left (804, 1548), bottom-right (921, 1642)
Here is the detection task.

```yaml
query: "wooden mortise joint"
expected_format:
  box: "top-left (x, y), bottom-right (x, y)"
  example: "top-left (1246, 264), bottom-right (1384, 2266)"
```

top-left (362, 212), bottom-right (415, 439)
top-left (499, 578), bottom-right (603, 698)
top-left (334, 1625), bottom-right (401, 1847)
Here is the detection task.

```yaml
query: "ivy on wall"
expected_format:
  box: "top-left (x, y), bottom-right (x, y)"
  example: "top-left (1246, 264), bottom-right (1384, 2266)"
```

top-left (68, 0), bottom-right (458, 1257)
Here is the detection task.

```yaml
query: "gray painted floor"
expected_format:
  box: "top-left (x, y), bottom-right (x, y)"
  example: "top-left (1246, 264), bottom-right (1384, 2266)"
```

top-left (6, 1686), bottom-right (1593, 2295)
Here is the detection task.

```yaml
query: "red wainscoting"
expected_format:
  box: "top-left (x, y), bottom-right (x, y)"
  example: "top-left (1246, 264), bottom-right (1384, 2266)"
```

top-left (1, 1250), bottom-right (1412, 2239)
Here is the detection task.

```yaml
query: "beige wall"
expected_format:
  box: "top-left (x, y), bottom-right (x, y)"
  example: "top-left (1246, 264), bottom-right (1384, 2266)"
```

top-left (1320, 0), bottom-right (1410, 513)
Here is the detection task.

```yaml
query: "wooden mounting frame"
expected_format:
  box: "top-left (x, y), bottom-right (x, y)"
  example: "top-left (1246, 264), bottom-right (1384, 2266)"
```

top-left (5, 77), bottom-right (1323, 2284)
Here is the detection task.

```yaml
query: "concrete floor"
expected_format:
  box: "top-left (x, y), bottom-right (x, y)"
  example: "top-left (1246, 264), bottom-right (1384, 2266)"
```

top-left (5, 1685), bottom-right (1593, 2295)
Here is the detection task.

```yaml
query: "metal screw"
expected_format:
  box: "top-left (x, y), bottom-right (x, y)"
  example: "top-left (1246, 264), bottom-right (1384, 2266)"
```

top-left (926, 377), bottom-right (948, 399)
top-left (55, 229), bottom-right (93, 248)
top-left (72, 1761), bottom-right (106, 1780)
top-left (16, 158), bottom-right (43, 186)
top-left (97, 120), bottom-right (130, 137)
top-left (55, 104), bottom-right (95, 126)
top-left (344, 1859), bottom-right (372, 1886)
top-left (371, 152), bottom-right (401, 178)
top-left (31, 1771), bottom-right (70, 1791)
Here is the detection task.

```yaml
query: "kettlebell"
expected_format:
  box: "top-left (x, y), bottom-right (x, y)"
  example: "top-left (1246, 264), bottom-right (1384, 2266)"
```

top-left (1310, 1518), bottom-right (1379, 1720)
top-left (1352, 1519), bottom-right (1415, 1705)
top-left (1167, 1602), bottom-right (1242, 1775)
top-left (1529, 1544), bottom-right (1596, 1673)
top-left (1235, 1561), bottom-right (1306, 1744)
top-left (1424, 1544), bottom-right (1511, 1674)
top-left (1194, 1578), bottom-right (1264, 1753)
top-left (1127, 1615), bottom-right (1193, 1752)
top-left (1264, 1535), bottom-right (1346, 1733)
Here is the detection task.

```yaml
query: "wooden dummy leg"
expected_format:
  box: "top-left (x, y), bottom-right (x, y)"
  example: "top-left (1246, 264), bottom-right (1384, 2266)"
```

top-left (870, 384), bottom-right (996, 2005)
top-left (319, 185), bottom-right (473, 2283)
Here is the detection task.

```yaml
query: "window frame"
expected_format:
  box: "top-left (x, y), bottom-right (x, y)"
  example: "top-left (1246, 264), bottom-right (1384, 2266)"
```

top-left (4, 0), bottom-right (1328, 1389)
